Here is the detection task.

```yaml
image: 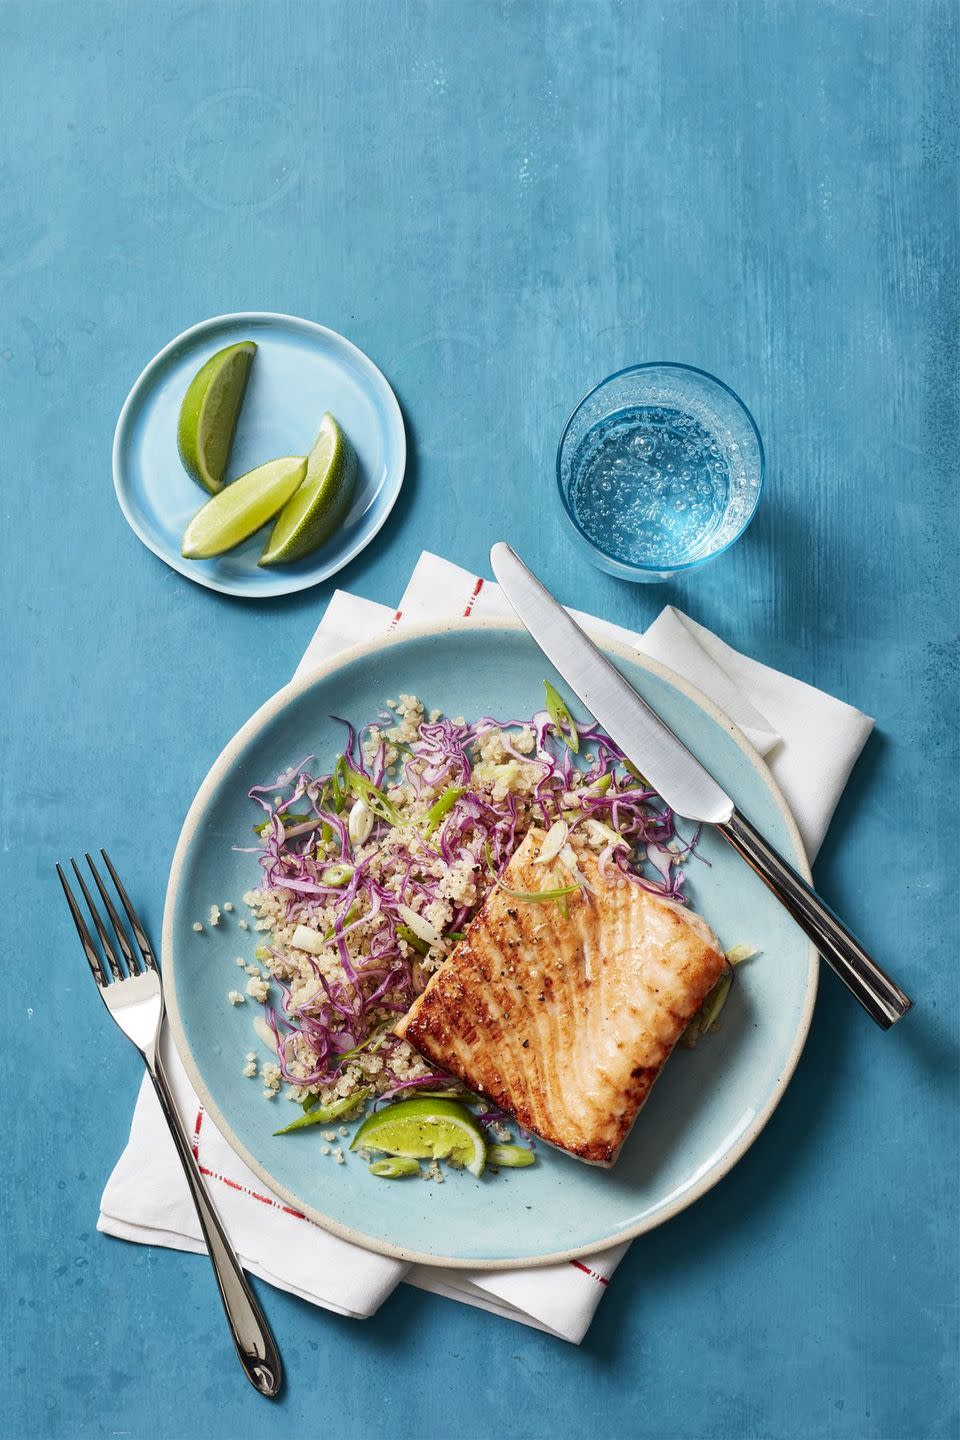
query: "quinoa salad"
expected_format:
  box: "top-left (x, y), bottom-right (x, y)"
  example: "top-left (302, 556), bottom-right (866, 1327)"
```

top-left (195, 686), bottom-right (739, 1174)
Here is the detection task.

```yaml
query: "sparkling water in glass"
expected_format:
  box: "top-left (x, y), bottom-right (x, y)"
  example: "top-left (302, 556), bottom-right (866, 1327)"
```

top-left (556, 364), bottom-right (764, 581)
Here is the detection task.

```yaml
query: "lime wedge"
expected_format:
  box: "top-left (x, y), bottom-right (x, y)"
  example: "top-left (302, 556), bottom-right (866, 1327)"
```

top-left (182, 456), bottom-right (307, 559)
top-left (258, 412), bottom-right (357, 566)
top-left (350, 1097), bottom-right (486, 1177)
top-left (178, 340), bottom-right (256, 494)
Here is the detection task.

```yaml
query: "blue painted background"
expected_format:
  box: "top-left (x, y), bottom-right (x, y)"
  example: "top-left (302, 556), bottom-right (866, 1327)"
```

top-left (1, 3), bottom-right (956, 1438)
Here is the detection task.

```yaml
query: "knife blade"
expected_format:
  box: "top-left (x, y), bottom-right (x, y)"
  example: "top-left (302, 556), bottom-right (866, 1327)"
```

top-left (490, 541), bottom-right (912, 1029)
top-left (490, 542), bottom-right (735, 825)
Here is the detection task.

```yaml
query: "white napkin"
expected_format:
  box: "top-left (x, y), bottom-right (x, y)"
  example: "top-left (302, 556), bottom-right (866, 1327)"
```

top-left (99, 550), bottom-right (874, 1343)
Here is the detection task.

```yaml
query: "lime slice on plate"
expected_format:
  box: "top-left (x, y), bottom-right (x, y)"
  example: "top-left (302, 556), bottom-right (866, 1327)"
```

top-left (178, 340), bottom-right (256, 494)
top-left (350, 1097), bottom-right (487, 1177)
top-left (259, 411), bottom-right (357, 566)
top-left (182, 456), bottom-right (307, 559)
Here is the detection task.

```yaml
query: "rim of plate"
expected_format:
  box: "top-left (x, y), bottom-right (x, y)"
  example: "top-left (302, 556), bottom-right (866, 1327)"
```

top-left (163, 617), bottom-right (818, 1269)
top-left (112, 311), bottom-right (407, 599)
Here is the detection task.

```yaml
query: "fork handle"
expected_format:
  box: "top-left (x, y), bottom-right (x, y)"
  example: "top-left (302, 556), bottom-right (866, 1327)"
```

top-left (148, 1060), bottom-right (283, 1398)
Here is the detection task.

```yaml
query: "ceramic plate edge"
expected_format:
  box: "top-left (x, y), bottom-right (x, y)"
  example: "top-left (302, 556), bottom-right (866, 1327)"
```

top-left (111, 311), bottom-right (407, 598)
top-left (162, 616), bottom-right (818, 1269)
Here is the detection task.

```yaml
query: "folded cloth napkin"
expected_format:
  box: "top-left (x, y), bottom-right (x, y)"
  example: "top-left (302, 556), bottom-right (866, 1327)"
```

top-left (99, 550), bottom-right (874, 1343)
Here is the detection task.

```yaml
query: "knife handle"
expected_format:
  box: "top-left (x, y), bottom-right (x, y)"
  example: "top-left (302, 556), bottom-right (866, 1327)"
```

top-left (717, 810), bottom-right (912, 1029)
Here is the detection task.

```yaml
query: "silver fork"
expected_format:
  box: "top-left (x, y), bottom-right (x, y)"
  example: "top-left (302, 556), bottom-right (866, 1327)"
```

top-left (57, 851), bottom-right (283, 1399)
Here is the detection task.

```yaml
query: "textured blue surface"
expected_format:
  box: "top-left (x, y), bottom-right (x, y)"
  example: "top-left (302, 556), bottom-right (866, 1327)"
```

top-left (1, 2), bottom-right (956, 1438)
top-left (164, 625), bottom-right (815, 1266)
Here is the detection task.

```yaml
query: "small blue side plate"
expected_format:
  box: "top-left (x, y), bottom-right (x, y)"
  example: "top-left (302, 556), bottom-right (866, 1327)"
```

top-left (163, 622), bottom-right (818, 1269)
top-left (113, 312), bottom-right (406, 598)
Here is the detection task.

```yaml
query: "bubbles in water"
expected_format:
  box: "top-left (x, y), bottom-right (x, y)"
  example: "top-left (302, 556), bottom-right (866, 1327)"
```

top-left (567, 405), bottom-right (733, 566)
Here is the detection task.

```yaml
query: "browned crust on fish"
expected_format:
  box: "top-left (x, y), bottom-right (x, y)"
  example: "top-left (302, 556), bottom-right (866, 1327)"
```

top-left (394, 829), bottom-right (725, 1166)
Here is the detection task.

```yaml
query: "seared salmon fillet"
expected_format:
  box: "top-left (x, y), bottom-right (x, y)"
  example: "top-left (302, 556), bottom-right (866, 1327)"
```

top-left (394, 829), bottom-right (725, 1165)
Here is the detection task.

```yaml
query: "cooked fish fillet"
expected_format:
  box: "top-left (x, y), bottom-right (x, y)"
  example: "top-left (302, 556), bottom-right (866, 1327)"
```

top-left (394, 828), bottom-right (725, 1165)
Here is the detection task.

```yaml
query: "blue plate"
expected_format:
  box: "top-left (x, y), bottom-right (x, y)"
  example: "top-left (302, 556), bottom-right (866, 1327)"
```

top-left (113, 312), bottom-right (406, 598)
top-left (163, 622), bottom-right (817, 1268)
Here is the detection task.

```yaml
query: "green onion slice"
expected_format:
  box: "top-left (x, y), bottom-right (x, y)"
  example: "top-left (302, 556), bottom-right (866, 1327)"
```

top-left (424, 785), bottom-right (466, 835)
top-left (488, 1143), bottom-right (536, 1168)
top-left (726, 943), bottom-right (758, 966)
top-left (344, 765), bottom-right (403, 825)
top-left (330, 755), bottom-right (348, 812)
top-left (698, 965), bottom-right (734, 1034)
top-left (275, 1087), bottom-right (371, 1135)
top-left (253, 811), bottom-right (311, 836)
top-left (544, 679), bottom-right (580, 753)
top-left (369, 1157), bottom-right (420, 1178)
top-left (499, 882), bottom-right (580, 904)
top-left (322, 900), bottom-right (361, 941)
top-left (322, 863), bottom-right (354, 887)
top-left (396, 923), bottom-right (430, 956)
top-left (333, 1022), bottom-right (393, 1068)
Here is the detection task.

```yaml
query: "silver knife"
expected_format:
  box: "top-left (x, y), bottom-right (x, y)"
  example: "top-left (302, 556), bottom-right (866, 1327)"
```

top-left (490, 542), bottom-right (911, 1029)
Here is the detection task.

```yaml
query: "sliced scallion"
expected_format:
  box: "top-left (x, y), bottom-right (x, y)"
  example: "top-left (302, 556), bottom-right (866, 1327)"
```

top-left (274, 1087), bottom-right (371, 1135)
top-left (322, 863), bottom-right (354, 887)
top-left (290, 924), bottom-right (326, 956)
top-left (424, 785), bottom-right (466, 835)
top-left (344, 765), bottom-right (403, 825)
top-left (334, 1021), bottom-right (393, 1067)
top-left (369, 1157), bottom-right (420, 1178)
top-left (726, 943), bottom-right (758, 966)
top-left (533, 819), bottom-right (569, 866)
top-left (396, 903), bottom-right (441, 947)
top-left (544, 679), bottom-right (580, 753)
top-left (253, 811), bottom-right (311, 836)
top-left (488, 1143), bottom-right (536, 1168)
top-left (323, 900), bottom-right (361, 941)
top-left (698, 964), bottom-right (734, 1034)
top-left (348, 797), bottom-right (374, 845)
top-left (499, 881), bottom-right (580, 904)
top-left (330, 755), bottom-right (348, 812)
top-left (397, 923), bottom-right (429, 956)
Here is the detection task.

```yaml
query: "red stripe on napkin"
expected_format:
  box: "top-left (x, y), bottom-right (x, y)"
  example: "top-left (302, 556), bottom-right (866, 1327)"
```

top-left (570, 1260), bottom-right (608, 1285)
top-left (463, 578), bottom-right (484, 617)
top-left (193, 1108), bottom-right (306, 1221)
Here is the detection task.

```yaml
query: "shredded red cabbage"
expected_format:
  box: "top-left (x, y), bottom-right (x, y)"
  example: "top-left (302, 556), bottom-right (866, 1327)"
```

top-left (243, 703), bottom-right (701, 1114)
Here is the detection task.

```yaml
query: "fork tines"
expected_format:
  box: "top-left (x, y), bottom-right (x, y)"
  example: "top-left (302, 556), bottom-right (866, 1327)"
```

top-left (56, 851), bottom-right (157, 985)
